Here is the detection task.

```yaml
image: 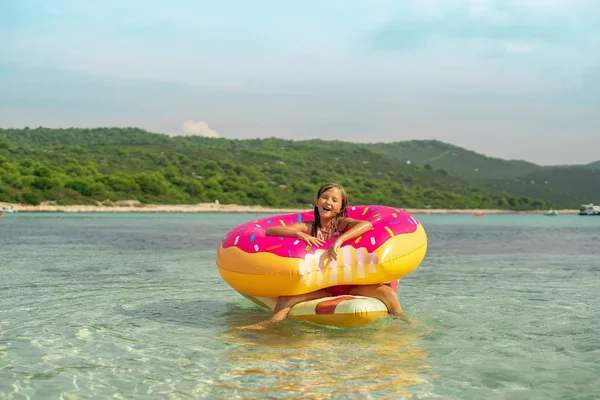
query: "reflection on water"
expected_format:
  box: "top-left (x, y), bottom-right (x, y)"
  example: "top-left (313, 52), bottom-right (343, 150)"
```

top-left (215, 315), bottom-right (430, 399)
top-left (5, 214), bottom-right (598, 398)
top-left (121, 299), bottom-right (431, 399)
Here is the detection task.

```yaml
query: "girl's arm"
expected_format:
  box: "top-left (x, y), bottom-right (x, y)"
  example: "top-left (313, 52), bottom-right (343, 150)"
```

top-left (265, 222), bottom-right (324, 247)
top-left (326, 218), bottom-right (373, 261)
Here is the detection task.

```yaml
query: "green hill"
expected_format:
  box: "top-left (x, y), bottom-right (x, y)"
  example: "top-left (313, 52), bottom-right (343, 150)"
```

top-left (365, 140), bottom-right (543, 181)
top-left (0, 127), bottom-right (552, 210)
top-left (364, 140), bottom-right (599, 207)
top-left (585, 160), bottom-right (600, 169)
top-left (0, 126), bottom-right (173, 148)
top-left (484, 167), bottom-right (600, 208)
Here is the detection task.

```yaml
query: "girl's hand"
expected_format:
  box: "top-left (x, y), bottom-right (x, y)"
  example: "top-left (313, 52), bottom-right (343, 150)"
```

top-left (297, 232), bottom-right (324, 247)
top-left (326, 240), bottom-right (342, 261)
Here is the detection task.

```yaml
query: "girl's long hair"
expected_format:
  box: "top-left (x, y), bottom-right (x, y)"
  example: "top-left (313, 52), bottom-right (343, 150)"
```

top-left (311, 183), bottom-right (349, 237)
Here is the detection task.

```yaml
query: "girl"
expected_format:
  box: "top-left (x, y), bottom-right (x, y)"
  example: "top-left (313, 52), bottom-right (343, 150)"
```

top-left (242, 183), bottom-right (408, 329)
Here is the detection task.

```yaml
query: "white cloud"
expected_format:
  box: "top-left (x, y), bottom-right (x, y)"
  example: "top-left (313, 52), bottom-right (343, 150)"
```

top-left (177, 120), bottom-right (220, 137)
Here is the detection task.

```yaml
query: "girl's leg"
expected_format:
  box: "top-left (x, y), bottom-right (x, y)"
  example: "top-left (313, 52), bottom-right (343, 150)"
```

top-left (240, 288), bottom-right (331, 329)
top-left (348, 284), bottom-right (409, 321)
top-left (270, 289), bottom-right (331, 322)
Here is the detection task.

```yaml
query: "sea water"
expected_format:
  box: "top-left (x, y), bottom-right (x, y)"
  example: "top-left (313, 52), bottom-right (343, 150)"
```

top-left (0, 213), bottom-right (599, 399)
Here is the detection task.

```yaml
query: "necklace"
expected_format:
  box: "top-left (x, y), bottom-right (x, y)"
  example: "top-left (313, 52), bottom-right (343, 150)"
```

top-left (317, 222), bottom-right (338, 239)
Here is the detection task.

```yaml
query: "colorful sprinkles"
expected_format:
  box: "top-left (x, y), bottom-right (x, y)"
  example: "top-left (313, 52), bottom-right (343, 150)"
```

top-left (220, 205), bottom-right (419, 260)
top-left (384, 226), bottom-right (394, 237)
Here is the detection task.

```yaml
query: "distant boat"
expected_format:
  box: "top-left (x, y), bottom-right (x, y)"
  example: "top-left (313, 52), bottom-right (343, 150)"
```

top-left (472, 212), bottom-right (485, 217)
top-left (544, 209), bottom-right (559, 216)
top-left (579, 203), bottom-right (600, 216)
top-left (1, 206), bottom-right (16, 213)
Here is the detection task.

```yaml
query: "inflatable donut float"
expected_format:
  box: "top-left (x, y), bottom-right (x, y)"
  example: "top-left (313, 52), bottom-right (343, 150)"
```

top-left (217, 205), bottom-right (427, 297)
top-left (242, 281), bottom-right (400, 328)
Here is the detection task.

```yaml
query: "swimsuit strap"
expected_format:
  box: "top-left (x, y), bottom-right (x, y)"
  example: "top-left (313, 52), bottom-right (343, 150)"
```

top-left (316, 225), bottom-right (339, 240)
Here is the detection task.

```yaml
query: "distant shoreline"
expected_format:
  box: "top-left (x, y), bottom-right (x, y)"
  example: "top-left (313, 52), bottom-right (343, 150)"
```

top-left (1, 202), bottom-right (580, 214)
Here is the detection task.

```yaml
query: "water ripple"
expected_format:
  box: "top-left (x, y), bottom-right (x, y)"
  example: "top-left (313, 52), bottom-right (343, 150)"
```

top-left (0, 213), bottom-right (599, 398)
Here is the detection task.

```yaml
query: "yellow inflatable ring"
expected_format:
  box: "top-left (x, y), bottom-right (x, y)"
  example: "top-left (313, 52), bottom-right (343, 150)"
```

top-left (243, 293), bottom-right (391, 328)
top-left (216, 205), bottom-right (427, 298)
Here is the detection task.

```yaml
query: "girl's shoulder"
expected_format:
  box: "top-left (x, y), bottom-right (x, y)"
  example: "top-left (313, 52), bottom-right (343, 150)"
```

top-left (336, 217), bottom-right (353, 232)
top-left (289, 221), bottom-right (313, 234)
top-left (304, 220), bottom-right (315, 232)
top-left (337, 216), bottom-right (366, 231)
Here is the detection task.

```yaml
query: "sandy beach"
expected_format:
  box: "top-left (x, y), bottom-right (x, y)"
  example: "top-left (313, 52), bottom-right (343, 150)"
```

top-left (0, 201), bottom-right (579, 214)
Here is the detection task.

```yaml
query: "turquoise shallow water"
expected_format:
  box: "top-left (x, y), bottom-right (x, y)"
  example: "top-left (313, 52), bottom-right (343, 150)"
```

top-left (1, 212), bottom-right (599, 399)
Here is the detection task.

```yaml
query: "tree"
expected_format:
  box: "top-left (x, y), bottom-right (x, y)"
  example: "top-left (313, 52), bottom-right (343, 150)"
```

top-left (136, 172), bottom-right (169, 195)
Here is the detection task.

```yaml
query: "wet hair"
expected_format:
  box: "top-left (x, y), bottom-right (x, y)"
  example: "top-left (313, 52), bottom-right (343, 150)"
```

top-left (311, 183), bottom-right (349, 237)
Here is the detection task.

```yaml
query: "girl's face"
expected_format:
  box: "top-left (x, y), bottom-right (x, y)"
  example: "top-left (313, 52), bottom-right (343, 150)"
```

top-left (315, 187), bottom-right (343, 219)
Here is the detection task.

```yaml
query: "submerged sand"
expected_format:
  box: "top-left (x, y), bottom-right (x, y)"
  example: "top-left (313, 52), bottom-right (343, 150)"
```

top-left (0, 201), bottom-right (580, 214)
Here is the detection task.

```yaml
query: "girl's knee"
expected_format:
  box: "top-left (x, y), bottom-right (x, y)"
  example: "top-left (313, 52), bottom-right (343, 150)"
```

top-left (277, 295), bottom-right (296, 307)
top-left (379, 284), bottom-right (396, 295)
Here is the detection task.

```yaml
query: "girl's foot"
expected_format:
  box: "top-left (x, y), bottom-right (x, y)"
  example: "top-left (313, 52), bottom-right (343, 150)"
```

top-left (239, 321), bottom-right (272, 330)
top-left (390, 312), bottom-right (412, 324)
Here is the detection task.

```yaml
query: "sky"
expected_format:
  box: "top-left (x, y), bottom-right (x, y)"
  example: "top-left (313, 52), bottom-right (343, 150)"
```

top-left (1, 0), bottom-right (598, 165)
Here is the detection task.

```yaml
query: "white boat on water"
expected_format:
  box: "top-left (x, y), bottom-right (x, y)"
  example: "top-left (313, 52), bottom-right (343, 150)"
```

top-left (1, 206), bottom-right (17, 213)
top-left (544, 209), bottom-right (559, 216)
top-left (579, 203), bottom-right (600, 216)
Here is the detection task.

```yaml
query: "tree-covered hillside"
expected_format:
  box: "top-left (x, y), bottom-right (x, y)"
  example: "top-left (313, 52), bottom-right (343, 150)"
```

top-left (585, 161), bottom-right (600, 169)
top-left (0, 127), bottom-right (554, 210)
top-left (366, 140), bottom-right (543, 181)
top-left (484, 167), bottom-right (600, 207)
top-left (0, 126), bottom-right (173, 148)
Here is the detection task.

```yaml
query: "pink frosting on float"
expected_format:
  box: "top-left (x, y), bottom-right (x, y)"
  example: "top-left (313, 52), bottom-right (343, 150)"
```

top-left (220, 205), bottom-right (420, 258)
